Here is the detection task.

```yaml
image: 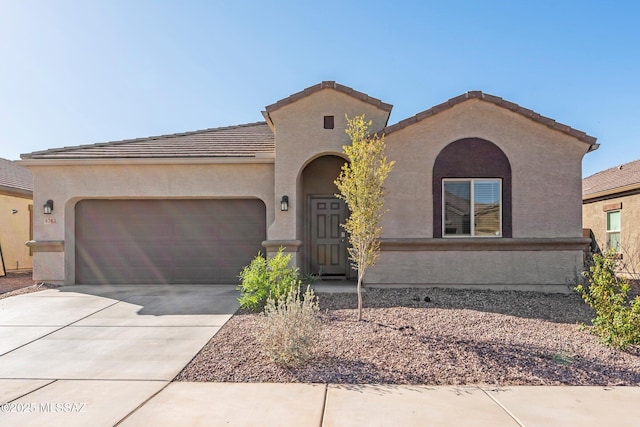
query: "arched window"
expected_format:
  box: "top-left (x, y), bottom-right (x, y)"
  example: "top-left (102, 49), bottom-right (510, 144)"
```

top-left (433, 138), bottom-right (512, 238)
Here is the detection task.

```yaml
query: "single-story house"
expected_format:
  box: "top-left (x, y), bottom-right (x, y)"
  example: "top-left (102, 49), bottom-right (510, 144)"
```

top-left (21, 81), bottom-right (597, 291)
top-left (0, 158), bottom-right (33, 274)
top-left (583, 160), bottom-right (640, 277)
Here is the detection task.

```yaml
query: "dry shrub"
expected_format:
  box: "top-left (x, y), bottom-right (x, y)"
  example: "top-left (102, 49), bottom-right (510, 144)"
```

top-left (258, 285), bottom-right (321, 367)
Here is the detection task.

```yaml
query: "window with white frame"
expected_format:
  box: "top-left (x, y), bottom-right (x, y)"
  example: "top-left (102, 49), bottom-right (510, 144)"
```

top-left (443, 179), bottom-right (502, 237)
top-left (606, 210), bottom-right (621, 252)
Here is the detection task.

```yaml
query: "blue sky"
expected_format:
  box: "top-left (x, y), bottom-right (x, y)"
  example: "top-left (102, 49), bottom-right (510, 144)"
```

top-left (1, 1), bottom-right (638, 177)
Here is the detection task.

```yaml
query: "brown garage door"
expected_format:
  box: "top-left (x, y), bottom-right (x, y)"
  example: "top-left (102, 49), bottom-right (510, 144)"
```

top-left (75, 199), bottom-right (266, 284)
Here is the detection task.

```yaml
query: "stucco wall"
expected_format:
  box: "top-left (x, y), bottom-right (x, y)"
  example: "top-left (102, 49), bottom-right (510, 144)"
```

top-left (367, 99), bottom-right (591, 289)
top-left (27, 161), bottom-right (274, 284)
top-left (265, 88), bottom-right (390, 266)
top-left (383, 100), bottom-right (588, 239)
top-left (23, 88), bottom-right (593, 290)
top-left (583, 193), bottom-right (640, 276)
top-left (0, 193), bottom-right (32, 272)
top-left (367, 250), bottom-right (583, 292)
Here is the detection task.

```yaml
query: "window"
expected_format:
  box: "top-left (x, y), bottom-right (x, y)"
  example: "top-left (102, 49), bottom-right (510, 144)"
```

top-left (323, 115), bottom-right (334, 129)
top-left (443, 179), bottom-right (501, 237)
top-left (606, 210), bottom-right (621, 252)
top-left (432, 138), bottom-right (512, 238)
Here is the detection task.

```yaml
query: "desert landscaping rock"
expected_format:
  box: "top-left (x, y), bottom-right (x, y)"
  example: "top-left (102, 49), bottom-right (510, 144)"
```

top-left (0, 271), bottom-right (60, 300)
top-left (176, 287), bottom-right (640, 385)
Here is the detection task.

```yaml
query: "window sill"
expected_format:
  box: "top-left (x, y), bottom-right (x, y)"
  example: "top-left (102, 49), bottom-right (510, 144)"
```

top-left (443, 235), bottom-right (502, 239)
top-left (380, 237), bottom-right (591, 251)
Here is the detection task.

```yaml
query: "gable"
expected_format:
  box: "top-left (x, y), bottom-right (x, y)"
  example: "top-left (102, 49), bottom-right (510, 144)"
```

top-left (384, 91), bottom-right (597, 148)
top-left (263, 81), bottom-right (392, 127)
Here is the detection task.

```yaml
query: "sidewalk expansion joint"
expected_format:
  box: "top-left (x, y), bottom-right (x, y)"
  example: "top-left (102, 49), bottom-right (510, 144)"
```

top-left (319, 383), bottom-right (328, 427)
top-left (480, 387), bottom-right (525, 427)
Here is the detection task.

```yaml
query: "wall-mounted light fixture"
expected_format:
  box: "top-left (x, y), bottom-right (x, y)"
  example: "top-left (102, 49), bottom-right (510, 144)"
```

top-left (11, 209), bottom-right (18, 214)
top-left (43, 200), bottom-right (54, 215)
top-left (280, 195), bottom-right (289, 211)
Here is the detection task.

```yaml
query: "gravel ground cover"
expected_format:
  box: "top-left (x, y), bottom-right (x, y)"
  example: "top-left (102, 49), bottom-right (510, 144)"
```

top-left (177, 287), bottom-right (640, 385)
top-left (0, 271), bottom-right (59, 299)
top-left (3, 271), bottom-right (639, 385)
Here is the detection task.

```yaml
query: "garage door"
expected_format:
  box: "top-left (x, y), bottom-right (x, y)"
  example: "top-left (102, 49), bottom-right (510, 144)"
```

top-left (75, 199), bottom-right (266, 284)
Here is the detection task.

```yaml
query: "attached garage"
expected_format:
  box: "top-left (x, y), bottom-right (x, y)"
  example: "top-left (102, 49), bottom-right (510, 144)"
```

top-left (75, 199), bottom-right (266, 284)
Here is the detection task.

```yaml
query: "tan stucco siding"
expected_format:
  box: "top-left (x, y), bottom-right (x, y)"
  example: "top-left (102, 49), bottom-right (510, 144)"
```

top-left (368, 249), bottom-right (584, 292)
top-left (383, 100), bottom-right (588, 239)
top-left (583, 194), bottom-right (640, 257)
top-left (22, 88), bottom-right (593, 290)
top-left (582, 199), bottom-right (606, 250)
top-left (267, 89), bottom-right (390, 248)
top-left (0, 194), bottom-right (32, 272)
top-left (28, 162), bottom-right (274, 284)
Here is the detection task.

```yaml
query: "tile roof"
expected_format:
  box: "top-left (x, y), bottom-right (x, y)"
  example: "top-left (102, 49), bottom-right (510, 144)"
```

top-left (21, 122), bottom-right (274, 160)
top-left (20, 85), bottom-right (597, 163)
top-left (583, 159), bottom-right (640, 197)
top-left (0, 158), bottom-right (33, 193)
top-left (264, 81), bottom-right (393, 114)
top-left (383, 91), bottom-right (598, 146)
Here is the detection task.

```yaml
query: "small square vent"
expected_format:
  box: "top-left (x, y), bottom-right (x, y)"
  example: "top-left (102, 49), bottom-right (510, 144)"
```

top-left (324, 115), bottom-right (334, 129)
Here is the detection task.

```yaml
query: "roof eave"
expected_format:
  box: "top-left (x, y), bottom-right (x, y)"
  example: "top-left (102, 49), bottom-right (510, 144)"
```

top-left (383, 91), bottom-right (598, 147)
top-left (587, 143), bottom-right (600, 153)
top-left (583, 182), bottom-right (640, 202)
top-left (20, 121), bottom-right (272, 159)
top-left (264, 81), bottom-right (393, 115)
top-left (0, 185), bottom-right (32, 199)
top-left (262, 111), bottom-right (275, 132)
top-left (18, 155), bottom-right (275, 167)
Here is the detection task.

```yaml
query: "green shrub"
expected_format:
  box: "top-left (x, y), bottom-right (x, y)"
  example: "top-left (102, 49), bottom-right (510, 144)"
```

top-left (237, 248), bottom-right (301, 311)
top-left (576, 250), bottom-right (640, 350)
top-left (258, 285), bottom-right (321, 367)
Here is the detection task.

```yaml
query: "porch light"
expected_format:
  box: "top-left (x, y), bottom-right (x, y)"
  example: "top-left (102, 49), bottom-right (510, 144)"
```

top-left (280, 195), bottom-right (289, 211)
top-left (43, 200), bottom-right (54, 215)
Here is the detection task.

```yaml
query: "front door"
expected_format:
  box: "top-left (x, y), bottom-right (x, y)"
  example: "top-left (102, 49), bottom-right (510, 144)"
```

top-left (309, 196), bottom-right (348, 276)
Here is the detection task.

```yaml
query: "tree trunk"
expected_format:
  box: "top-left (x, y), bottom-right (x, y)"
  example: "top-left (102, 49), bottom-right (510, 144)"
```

top-left (357, 270), bottom-right (364, 321)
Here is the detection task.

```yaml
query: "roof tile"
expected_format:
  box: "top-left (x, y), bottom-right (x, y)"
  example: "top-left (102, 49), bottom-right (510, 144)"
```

top-left (583, 159), bottom-right (640, 196)
top-left (21, 85), bottom-right (597, 162)
top-left (265, 81), bottom-right (393, 114)
top-left (0, 158), bottom-right (33, 192)
top-left (383, 91), bottom-right (597, 145)
top-left (22, 122), bottom-right (274, 160)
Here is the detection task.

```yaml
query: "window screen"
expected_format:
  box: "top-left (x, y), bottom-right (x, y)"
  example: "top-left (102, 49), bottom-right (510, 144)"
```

top-left (606, 210), bottom-right (621, 252)
top-left (443, 179), bottom-right (501, 237)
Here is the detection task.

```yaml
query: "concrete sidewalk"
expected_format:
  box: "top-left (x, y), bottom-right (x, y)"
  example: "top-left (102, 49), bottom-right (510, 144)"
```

top-left (1, 382), bottom-right (638, 426)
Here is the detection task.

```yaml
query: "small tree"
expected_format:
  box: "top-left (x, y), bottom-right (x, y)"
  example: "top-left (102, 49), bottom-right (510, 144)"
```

top-left (335, 114), bottom-right (394, 321)
top-left (576, 250), bottom-right (640, 350)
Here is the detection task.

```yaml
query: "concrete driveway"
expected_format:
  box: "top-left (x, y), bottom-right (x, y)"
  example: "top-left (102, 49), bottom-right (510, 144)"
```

top-left (0, 284), bottom-right (238, 426)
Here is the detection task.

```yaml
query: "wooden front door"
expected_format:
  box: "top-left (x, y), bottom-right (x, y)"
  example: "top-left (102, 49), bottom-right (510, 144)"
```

top-left (309, 197), bottom-right (348, 276)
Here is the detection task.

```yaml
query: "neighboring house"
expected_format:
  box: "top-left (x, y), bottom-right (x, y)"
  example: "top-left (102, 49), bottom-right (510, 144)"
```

top-left (583, 160), bottom-right (640, 277)
top-left (20, 82), bottom-right (597, 290)
top-left (0, 158), bottom-right (33, 274)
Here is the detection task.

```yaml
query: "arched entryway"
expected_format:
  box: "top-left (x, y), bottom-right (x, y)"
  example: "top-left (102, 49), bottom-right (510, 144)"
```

top-left (300, 155), bottom-right (350, 277)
